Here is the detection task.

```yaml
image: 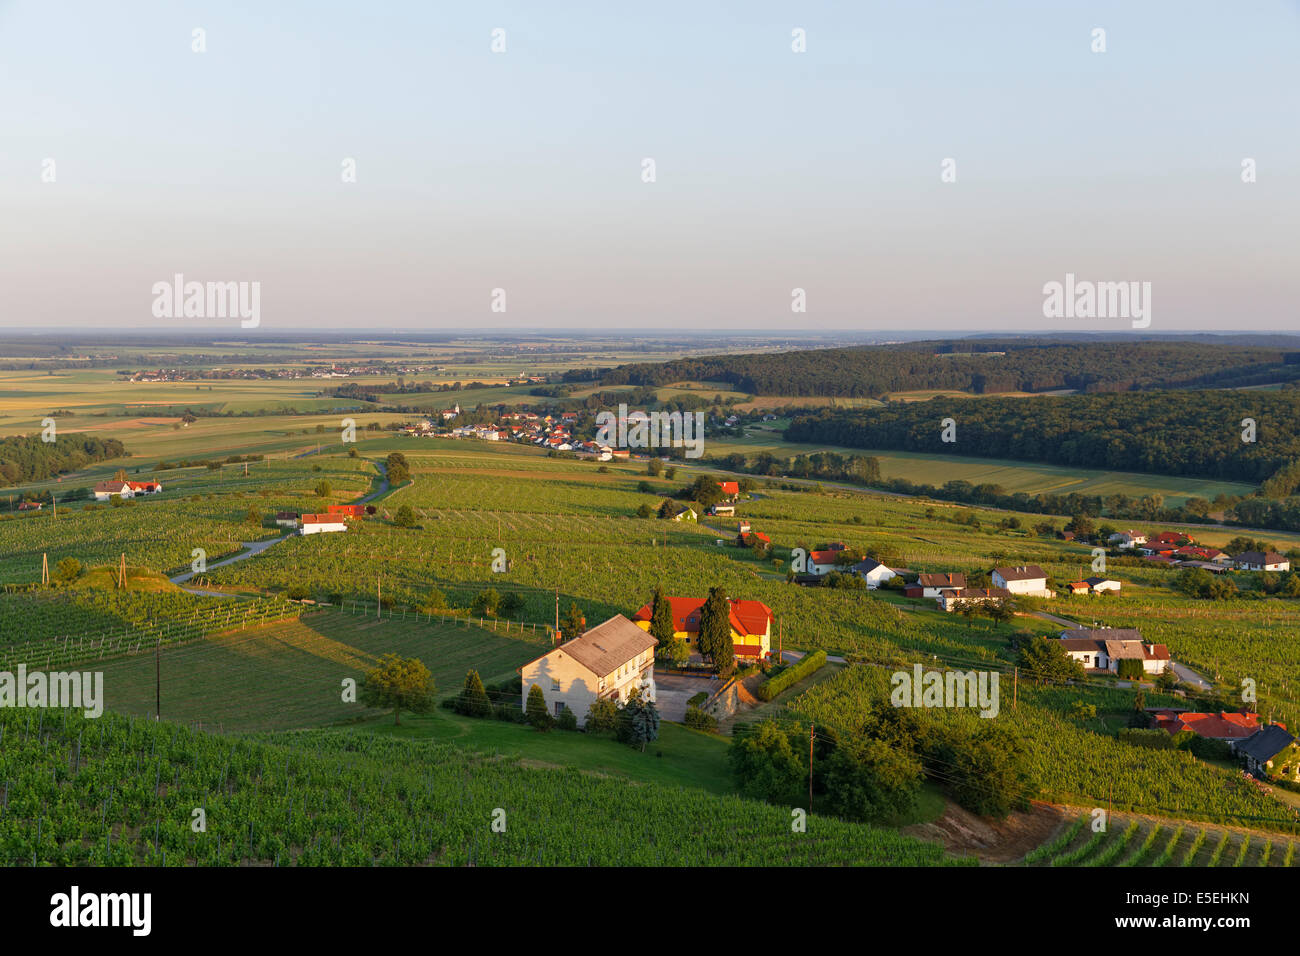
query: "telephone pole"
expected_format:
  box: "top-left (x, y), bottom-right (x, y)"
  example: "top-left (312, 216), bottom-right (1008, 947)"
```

top-left (155, 637), bottom-right (161, 720)
top-left (1013, 666), bottom-right (1018, 710)
top-left (41, 552), bottom-right (48, 586)
top-left (809, 722), bottom-right (815, 810)
top-left (554, 586), bottom-right (560, 643)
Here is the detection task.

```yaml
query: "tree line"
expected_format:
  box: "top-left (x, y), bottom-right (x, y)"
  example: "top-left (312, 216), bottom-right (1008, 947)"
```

top-left (585, 341), bottom-right (1300, 398)
top-left (0, 434), bottom-right (127, 486)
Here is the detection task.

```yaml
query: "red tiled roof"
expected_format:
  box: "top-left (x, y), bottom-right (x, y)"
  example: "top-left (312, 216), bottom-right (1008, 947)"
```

top-left (1152, 710), bottom-right (1262, 740)
top-left (809, 550), bottom-right (839, 565)
top-left (733, 644), bottom-right (765, 658)
top-left (717, 481), bottom-right (739, 495)
top-left (631, 596), bottom-right (773, 637)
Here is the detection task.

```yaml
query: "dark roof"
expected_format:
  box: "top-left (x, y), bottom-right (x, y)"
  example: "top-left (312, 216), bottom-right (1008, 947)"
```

top-left (1060, 627), bottom-right (1143, 643)
top-left (994, 565), bottom-right (1047, 581)
top-left (1236, 725), bottom-right (1296, 763)
top-left (1236, 551), bottom-right (1287, 565)
top-left (918, 572), bottom-right (965, 588)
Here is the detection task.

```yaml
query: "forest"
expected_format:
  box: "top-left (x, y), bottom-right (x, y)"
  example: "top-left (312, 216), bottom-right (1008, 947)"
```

top-left (783, 391), bottom-right (1300, 484)
top-left (0, 434), bottom-right (127, 485)
top-left (588, 341), bottom-right (1300, 397)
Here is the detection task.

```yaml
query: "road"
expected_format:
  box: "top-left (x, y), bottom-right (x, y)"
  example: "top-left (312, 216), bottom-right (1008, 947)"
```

top-left (169, 459), bottom-right (391, 589)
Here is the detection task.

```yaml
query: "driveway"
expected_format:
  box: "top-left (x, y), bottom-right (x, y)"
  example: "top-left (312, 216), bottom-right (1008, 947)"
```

top-left (653, 672), bottom-right (718, 721)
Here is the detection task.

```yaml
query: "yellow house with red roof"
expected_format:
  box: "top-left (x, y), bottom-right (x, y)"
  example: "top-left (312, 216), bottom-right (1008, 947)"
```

top-left (631, 595), bottom-right (774, 660)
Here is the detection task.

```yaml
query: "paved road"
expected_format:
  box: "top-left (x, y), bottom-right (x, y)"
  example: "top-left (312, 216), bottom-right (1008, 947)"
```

top-left (170, 533), bottom-right (291, 585)
top-left (170, 459), bottom-right (391, 588)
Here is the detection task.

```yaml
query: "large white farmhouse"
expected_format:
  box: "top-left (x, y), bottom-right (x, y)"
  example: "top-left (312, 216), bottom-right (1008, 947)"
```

top-left (519, 614), bottom-right (657, 725)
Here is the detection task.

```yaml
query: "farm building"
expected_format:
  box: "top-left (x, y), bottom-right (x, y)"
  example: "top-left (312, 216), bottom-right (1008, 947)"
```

top-left (671, 507), bottom-right (697, 522)
top-left (1109, 530), bottom-right (1146, 550)
top-left (917, 572), bottom-right (965, 599)
top-left (991, 565), bottom-right (1053, 598)
top-left (936, 587), bottom-right (1010, 613)
top-left (850, 558), bottom-right (897, 589)
top-left (518, 614), bottom-right (657, 725)
top-left (1235, 725), bottom-right (1298, 778)
top-left (631, 595), bottom-right (774, 660)
top-left (710, 504), bottom-right (735, 517)
top-left (716, 481), bottom-right (740, 501)
top-left (1057, 628), bottom-right (1171, 675)
top-left (1234, 551), bottom-right (1290, 572)
top-left (275, 511), bottom-right (300, 527)
top-left (327, 504), bottom-right (366, 519)
top-left (1065, 581), bottom-right (1090, 596)
top-left (92, 480), bottom-right (133, 501)
top-left (127, 480), bottom-right (162, 494)
top-left (1084, 577), bottom-right (1121, 594)
top-left (300, 513), bottom-right (348, 535)
top-left (1149, 709), bottom-right (1263, 742)
top-left (737, 530), bottom-right (771, 548)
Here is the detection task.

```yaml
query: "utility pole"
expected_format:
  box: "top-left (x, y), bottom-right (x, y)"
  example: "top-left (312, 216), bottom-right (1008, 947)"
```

top-left (1013, 666), bottom-right (1018, 710)
top-left (51, 491), bottom-right (56, 518)
top-left (554, 586), bottom-right (560, 643)
top-left (809, 722), bottom-right (815, 810)
top-left (118, 553), bottom-right (127, 588)
top-left (41, 552), bottom-right (48, 586)
top-left (779, 621), bottom-right (783, 660)
top-left (155, 637), bottom-right (161, 720)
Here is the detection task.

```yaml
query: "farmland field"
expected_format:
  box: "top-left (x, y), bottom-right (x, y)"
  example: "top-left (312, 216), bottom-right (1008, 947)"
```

top-left (6, 339), bottom-right (1300, 871)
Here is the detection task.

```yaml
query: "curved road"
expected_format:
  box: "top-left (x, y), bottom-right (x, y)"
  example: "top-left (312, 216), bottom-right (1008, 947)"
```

top-left (169, 460), bottom-right (391, 588)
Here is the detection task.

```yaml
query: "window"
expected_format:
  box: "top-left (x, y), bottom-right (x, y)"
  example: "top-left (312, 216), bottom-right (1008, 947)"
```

top-left (550, 679), bottom-right (560, 691)
top-left (554, 702), bottom-right (566, 716)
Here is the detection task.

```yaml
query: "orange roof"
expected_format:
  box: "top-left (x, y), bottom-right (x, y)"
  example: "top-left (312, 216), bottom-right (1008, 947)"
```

top-left (809, 550), bottom-right (840, 565)
top-left (1152, 710), bottom-right (1261, 740)
top-left (632, 595), bottom-right (773, 637)
top-left (717, 481), bottom-right (739, 495)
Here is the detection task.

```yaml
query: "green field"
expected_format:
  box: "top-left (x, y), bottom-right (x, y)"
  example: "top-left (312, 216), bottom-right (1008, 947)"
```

top-left (702, 430), bottom-right (1256, 506)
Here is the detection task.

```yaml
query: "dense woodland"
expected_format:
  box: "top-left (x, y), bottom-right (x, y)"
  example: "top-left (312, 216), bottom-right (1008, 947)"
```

top-left (784, 391), bottom-right (1300, 484)
top-left (0, 434), bottom-right (126, 485)
top-left (590, 342), bottom-right (1300, 397)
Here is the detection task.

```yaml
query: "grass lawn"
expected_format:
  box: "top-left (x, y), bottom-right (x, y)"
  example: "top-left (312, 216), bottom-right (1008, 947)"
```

top-left (353, 709), bottom-right (736, 796)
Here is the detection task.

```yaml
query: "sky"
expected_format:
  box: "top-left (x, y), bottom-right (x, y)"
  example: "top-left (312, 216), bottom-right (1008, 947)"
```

top-left (1, 0), bottom-right (1297, 333)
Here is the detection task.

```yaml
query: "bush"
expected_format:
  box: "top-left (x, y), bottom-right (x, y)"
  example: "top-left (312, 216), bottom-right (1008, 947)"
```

top-left (557, 708), bottom-right (579, 731)
top-left (684, 706), bottom-right (718, 731)
top-left (286, 584), bottom-right (310, 600)
top-left (756, 650), bottom-right (827, 701)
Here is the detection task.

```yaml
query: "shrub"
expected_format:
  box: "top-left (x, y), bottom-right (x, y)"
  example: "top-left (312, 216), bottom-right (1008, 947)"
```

top-left (557, 708), bottom-right (579, 731)
top-left (756, 650), bottom-right (827, 701)
top-left (684, 706), bottom-right (718, 731)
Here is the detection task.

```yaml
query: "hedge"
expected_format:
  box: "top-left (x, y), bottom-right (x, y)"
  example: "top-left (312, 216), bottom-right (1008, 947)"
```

top-left (755, 650), bottom-right (827, 701)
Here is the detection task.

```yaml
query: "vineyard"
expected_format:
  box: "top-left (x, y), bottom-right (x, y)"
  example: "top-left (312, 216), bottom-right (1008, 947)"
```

top-left (792, 663), bottom-right (1300, 834)
top-left (0, 457), bottom-right (375, 584)
top-left (1025, 810), bottom-right (1297, 867)
top-left (0, 707), bottom-right (972, 866)
top-left (95, 610), bottom-right (550, 732)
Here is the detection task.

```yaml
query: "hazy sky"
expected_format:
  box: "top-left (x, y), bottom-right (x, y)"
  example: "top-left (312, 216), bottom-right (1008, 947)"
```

top-left (2, 0), bottom-right (1297, 333)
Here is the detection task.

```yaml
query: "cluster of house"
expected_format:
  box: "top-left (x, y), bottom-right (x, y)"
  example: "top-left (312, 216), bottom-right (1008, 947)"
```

top-left (518, 593), bottom-right (776, 726)
top-left (403, 409), bottom-right (622, 457)
top-left (1110, 530), bottom-right (1291, 573)
top-left (1056, 626), bottom-right (1172, 675)
top-left (790, 541), bottom-right (900, 588)
top-left (1146, 708), bottom-right (1297, 779)
top-left (277, 503), bottom-right (366, 535)
top-left (897, 565), bottom-right (1063, 612)
top-left (91, 479), bottom-right (163, 501)
top-left (1064, 576), bottom-right (1123, 596)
